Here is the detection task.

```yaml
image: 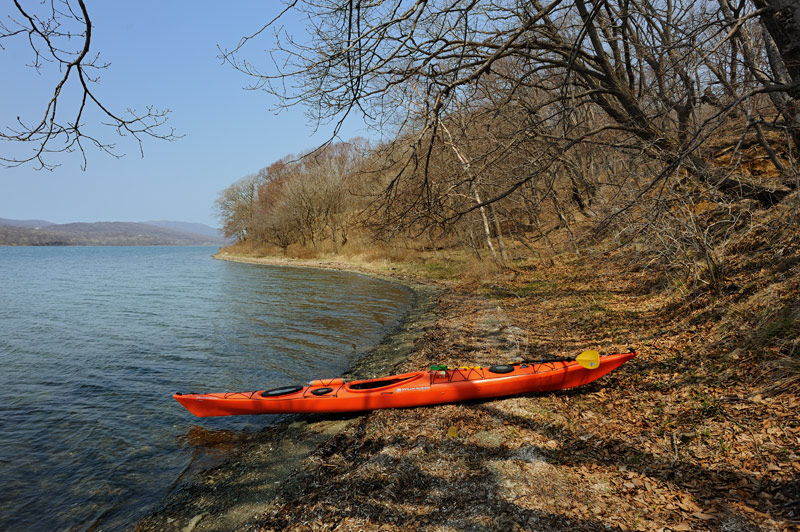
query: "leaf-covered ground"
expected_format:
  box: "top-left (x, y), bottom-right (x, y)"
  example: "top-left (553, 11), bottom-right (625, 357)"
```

top-left (251, 250), bottom-right (799, 532)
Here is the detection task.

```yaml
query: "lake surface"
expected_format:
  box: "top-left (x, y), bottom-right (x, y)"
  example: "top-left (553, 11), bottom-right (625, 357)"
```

top-left (0, 246), bottom-right (412, 531)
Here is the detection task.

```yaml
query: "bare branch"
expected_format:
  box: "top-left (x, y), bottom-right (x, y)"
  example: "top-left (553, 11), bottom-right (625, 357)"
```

top-left (1, 0), bottom-right (179, 170)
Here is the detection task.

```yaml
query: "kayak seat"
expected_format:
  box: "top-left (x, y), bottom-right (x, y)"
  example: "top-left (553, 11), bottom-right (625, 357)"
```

top-left (311, 387), bottom-right (333, 396)
top-left (261, 385), bottom-right (304, 397)
top-left (488, 364), bottom-right (514, 374)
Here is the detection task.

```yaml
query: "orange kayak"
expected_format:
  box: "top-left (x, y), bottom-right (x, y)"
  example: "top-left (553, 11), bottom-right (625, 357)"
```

top-left (173, 351), bottom-right (636, 417)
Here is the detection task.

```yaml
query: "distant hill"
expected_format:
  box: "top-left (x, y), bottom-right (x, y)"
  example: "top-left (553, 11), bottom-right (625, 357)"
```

top-left (0, 220), bottom-right (226, 246)
top-left (0, 217), bottom-right (56, 229)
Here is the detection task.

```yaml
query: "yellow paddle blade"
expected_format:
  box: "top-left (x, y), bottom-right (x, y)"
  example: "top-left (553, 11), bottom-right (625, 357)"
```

top-left (576, 350), bottom-right (600, 369)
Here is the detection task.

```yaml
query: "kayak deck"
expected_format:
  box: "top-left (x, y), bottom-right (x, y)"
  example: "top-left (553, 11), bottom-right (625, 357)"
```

top-left (174, 351), bottom-right (637, 417)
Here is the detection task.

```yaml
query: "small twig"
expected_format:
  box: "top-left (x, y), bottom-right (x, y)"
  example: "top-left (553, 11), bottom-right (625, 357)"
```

top-left (670, 432), bottom-right (679, 469)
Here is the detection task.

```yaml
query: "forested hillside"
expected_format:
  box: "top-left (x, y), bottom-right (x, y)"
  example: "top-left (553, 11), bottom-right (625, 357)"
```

top-left (216, 0), bottom-right (798, 284)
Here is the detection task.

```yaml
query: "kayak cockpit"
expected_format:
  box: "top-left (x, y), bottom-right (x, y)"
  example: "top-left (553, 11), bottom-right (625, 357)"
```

top-left (346, 372), bottom-right (423, 391)
top-left (260, 385), bottom-right (304, 397)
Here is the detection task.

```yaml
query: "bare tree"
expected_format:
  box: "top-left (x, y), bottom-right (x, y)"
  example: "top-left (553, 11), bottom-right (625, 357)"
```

top-left (214, 174), bottom-right (261, 241)
top-left (222, 1), bottom-right (799, 206)
top-left (1, 0), bottom-right (177, 169)
top-left (240, 140), bottom-right (366, 252)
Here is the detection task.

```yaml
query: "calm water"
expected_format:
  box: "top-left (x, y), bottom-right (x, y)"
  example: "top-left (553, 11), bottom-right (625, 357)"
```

top-left (0, 246), bottom-right (412, 531)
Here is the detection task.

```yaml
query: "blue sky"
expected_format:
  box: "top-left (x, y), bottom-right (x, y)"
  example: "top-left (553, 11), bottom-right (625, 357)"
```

top-left (0, 2), bottom-right (367, 228)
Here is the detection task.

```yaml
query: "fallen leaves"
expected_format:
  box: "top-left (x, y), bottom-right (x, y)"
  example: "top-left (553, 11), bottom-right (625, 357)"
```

top-left (250, 253), bottom-right (799, 532)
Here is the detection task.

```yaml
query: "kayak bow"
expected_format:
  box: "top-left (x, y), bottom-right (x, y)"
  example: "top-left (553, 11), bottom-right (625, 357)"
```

top-left (173, 350), bottom-right (637, 417)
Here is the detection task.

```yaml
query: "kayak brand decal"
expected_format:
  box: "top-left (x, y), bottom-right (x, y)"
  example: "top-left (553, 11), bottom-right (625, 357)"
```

top-left (396, 386), bottom-right (430, 393)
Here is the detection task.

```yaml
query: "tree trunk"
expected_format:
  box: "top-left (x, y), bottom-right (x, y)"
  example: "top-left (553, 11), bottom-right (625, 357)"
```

top-left (487, 202), bottom-right (509, 262)
top-left (754, 0), bottom-right (800, 150)
top-left (473, 185), bottom-right (499, 262)
top-left (755, 0), bottom-right (800, 99)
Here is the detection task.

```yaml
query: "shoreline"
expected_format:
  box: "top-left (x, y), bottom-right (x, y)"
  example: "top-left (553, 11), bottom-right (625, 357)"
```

top-left (136, 251), bottom-right (798, 531)
top-left (210, 250), bottom-right (433, 285)
top-left (135, 253), bottom-right (442, 532)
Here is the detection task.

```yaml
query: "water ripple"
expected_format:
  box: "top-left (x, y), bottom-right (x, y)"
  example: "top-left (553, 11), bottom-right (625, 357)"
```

top-left (0, 246), bottom-right (411, 531)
